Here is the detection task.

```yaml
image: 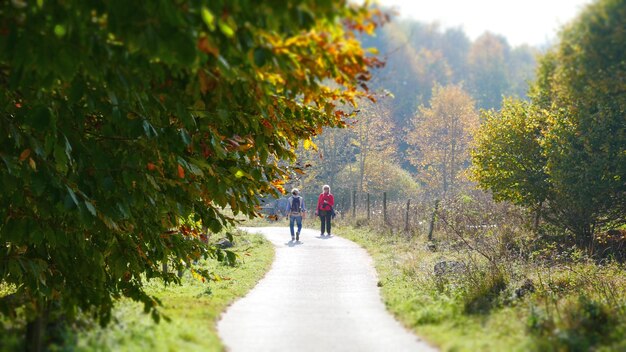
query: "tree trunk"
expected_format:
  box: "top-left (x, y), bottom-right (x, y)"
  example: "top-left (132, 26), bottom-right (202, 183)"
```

top-left (25, 313), bottom-right (46, 352)
top-left (383, 192), bottom-right (388, 225)
top-left (428, 199), bottom-right (440, 241)
top-left (404, 199), bottom-right (411, 234)
top-left (367, 193), bottom-right (370, 221)
top-left (533, 202), bottom-right (543, 233)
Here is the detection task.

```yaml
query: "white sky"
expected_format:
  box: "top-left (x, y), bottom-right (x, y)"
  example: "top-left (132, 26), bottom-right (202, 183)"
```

top-left (375, 0), bottom-right (594, 46)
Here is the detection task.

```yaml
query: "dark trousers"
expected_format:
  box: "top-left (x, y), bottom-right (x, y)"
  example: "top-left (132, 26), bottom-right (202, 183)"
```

top-left (319, 212), bottom-right (332, 235)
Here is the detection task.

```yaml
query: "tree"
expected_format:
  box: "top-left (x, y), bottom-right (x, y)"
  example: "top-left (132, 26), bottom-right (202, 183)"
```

top-left (507, 45), bottom-right (538, 100)
top-left (369, 21), bottom-right (453, 129)
top-left (336, 158), bottom-right (420, 201)
top-left (471, 99), bottom-right (549, 224)
top-left (537, 0), bottom-right (626, 243)
top-left (353, 94), bottom-right (398, 194)
top-left (472, 0), bottom-right (626, 246)
top-left (296, 90), bottom-right (398, 202)
top-left (0, 0), bottom-right (384, 345)
top-left (406, 84), bottom-right (479, 198)
top-left (467, 32), bottom-right (510, 109)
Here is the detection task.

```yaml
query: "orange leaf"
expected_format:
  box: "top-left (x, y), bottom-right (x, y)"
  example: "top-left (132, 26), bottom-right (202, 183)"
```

top-left (198, 70), bottom-right (210, 94)
top-left (177, 164), bottom-right (185, 179)
top-left (197, 36), bottom-right (219, 57)
top-left (19, 149), bottom-right (31, 161)
top-left (147, 162), bottom-right (156, 171)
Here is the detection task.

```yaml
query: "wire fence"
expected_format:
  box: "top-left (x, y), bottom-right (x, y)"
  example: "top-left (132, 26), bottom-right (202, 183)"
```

top-left (332, 191), bottom-right (435, 237)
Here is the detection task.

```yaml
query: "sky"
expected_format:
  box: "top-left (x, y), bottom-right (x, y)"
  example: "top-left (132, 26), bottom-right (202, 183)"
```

top-left (375, 0), bottom-right (594, 47)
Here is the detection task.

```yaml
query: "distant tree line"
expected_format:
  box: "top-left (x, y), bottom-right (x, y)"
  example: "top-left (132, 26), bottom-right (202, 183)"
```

top-left (296, 0), bottom-right (625, 252)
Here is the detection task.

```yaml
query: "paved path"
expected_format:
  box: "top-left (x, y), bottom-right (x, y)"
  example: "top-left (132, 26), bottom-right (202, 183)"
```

top-left (217, 227), bottom-right (436, 352)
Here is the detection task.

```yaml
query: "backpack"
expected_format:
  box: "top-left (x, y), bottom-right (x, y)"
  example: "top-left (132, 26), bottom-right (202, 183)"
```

top-left (290, 196), bottom-right (302, 214)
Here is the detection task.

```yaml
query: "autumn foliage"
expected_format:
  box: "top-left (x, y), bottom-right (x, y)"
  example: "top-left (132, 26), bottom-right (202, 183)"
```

top-left (0, 0), bottom-right (384, 333)
top-left (472, 0), bottom-right (626, 245)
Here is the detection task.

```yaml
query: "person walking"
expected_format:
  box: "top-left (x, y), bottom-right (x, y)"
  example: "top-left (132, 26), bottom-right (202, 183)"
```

top-left (286, 188), bottom-right (305, 242)
top-left (315, 185), bottom-right (334, 237)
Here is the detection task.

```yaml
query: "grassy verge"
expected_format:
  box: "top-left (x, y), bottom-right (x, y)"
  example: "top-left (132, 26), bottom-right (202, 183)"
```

top-left (64, 230), bottom-right (274, 351)
top-left (338, 225), bottom-right (626, 351)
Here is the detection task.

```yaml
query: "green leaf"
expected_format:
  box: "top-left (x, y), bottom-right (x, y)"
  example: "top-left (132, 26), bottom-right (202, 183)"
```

top-left (296, 7), bottom-right (315, 27)
top-left (151, 309), bottom-right (161, 323)
top-left (66, 186), bottom-right (79, 206)
top-left (53, 143), bottom-right (68, 173)
top-left (218, 20), bottom-right (235, 38)
top-left (30, 106), bottom-right (51, 130)
top-left (180, 129), bottom-right (191, 145)
top-left (0, 155), bottom-right (12, 174)
top-left (188, 163), bottom-right (203, 176)
top-left (201, 7), bottom-right (216, 31)
top-left (143, 120), bottom-right (157, 137)
top-left (85, 201), bottom-right (96, 216)
top-left (253, 47), bottom-right (270, 67)
top-left (102, 216), bottom-right (120, 231)
top-left (172, 33), bottom-right (196, 66)
top-left (54, 24), bottom-right (66, 38)
top-left (146, 174), bottom-right (160, 190)
top-left (208, 218), bottom-right (222, 233)
top-left (225, 250), bottom-right (237, 265)
top-left (63, 135), bottom-right (72, 160)
top-left (8, 260), bottom-right (22, 278)
top-left (31, 229), bottom-right (44, 245)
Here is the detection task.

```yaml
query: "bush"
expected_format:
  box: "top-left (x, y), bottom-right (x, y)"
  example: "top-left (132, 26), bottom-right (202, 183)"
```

top-left (461, 267), bottom-right (508, 314)
top-left (529, 295), bottom-right (618, 351)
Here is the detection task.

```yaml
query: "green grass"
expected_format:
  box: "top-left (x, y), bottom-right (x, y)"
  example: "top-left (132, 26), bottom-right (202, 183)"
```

top-left (338, 225), bottom-right (626, 352)
top-left (66, 231), bottom-right (274, 352)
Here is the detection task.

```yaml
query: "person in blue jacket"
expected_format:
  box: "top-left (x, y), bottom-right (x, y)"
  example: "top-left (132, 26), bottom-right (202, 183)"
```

top-left (285, 188), bottom-right (305, 242)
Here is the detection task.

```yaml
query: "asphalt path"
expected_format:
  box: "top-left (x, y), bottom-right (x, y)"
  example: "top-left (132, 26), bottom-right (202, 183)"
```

top-left (217, 226), bottom-right (436, 352)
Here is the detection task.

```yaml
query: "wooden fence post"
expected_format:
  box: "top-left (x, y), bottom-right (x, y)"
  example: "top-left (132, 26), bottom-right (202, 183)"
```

top-left (383, 192), bottom-right (387, 225)
top-left (428, 199), bottom-right (440, 241)
top-left (367, 193), bottom-right (370, 221)
top-left (404, 199), bottom-right (411, 233)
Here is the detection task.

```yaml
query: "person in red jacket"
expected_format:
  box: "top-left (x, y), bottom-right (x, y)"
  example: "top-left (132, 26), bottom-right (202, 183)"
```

top-left (315, 184), bottom-right (334, 237)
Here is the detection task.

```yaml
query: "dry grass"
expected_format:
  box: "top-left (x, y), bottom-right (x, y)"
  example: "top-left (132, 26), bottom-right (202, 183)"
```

top-left (337, 193), bottom-right (626, 351)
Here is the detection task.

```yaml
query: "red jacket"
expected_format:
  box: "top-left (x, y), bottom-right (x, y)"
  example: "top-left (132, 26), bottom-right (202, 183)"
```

top-left (317, 193), bottom-right (334, 212)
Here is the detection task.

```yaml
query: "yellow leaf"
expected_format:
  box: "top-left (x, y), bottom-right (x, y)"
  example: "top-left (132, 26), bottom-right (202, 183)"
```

top-left (303, 138), bottom-right (318, 151)
top-left (201, 7), bottom-right (215, 31)
top-left (28, 158), bottom-right (37, 171)
top-left (191, 269), bottom-right (205, 282)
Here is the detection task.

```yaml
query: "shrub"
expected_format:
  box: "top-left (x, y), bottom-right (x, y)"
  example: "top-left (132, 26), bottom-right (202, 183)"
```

top-left (461, 267), bottom-right (508, 314)
top-left (529, 295), bottom-right (617, 351)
